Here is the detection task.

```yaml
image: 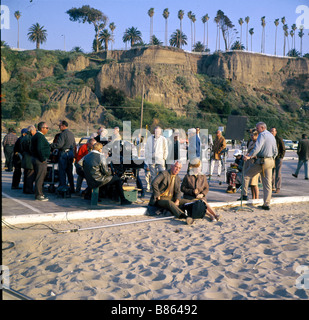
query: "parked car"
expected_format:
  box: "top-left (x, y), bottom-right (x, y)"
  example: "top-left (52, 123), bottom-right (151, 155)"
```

top-left (283, 139), bottom-right (298, 150)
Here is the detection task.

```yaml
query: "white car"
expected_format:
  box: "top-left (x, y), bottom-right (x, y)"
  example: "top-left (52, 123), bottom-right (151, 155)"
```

top-left (283, 139), bottom-right (298, 150)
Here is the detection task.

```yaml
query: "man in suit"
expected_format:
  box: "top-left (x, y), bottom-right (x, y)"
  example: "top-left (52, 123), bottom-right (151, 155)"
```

top-left (31, 122), bottom-right (51, 201)
top-left (149, 161), bottom-right (193, 224)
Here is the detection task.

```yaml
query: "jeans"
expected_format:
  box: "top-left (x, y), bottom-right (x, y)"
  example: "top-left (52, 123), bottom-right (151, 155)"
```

top-left (295, 160), bottom-right (309, 179)
top-left (58, 150), bottom-right (75, 192)
top-left (149, 163), bottom-right (165, 184)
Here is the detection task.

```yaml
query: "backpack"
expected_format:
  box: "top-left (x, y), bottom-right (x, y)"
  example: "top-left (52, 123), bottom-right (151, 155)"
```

top-left (183, 200), bottom-right (207, 219)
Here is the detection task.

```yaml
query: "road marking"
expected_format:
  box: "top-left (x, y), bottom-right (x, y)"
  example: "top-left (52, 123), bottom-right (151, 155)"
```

top-left (2, 192), bottom-right (42, 214)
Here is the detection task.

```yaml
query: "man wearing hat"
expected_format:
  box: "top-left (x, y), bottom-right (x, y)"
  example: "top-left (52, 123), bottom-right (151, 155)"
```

top-left (11, 128), bottom-right (28, 189)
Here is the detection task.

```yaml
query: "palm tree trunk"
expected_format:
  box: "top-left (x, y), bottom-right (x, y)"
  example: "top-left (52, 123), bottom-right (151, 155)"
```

top-left (165, 19), bottom-right (168, 46)
top-left (274, 27), bottom-right (277, 55)
top-left (180, 20), bottom-right (182, 49)
top-left (246, 24), bottom-right (248, 51)
top-left (17, 20), bottom-right (20, 49)
top-left (203, 23), bottom-right (205, 46)
top-left (207, 21), bottom-right (209, 50)
top-left (251, 35), bottom-right (252, 52)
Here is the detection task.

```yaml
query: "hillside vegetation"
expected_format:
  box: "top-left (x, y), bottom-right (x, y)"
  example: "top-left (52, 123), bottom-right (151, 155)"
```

top-left (1, 46), bottom-right (308, 140)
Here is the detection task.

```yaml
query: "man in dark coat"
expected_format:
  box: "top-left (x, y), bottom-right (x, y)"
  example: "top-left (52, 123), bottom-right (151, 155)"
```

top-left (82, 142), bottom-right (131, 205)
top-left (31, 122), bottom-right (51, 201)
top-left (292, 134), bottom-right (309, 180)
top-left (11, 128), bottom-right (28, 189)
top-left (50, 120), bottom-right (76, 193)
top-left (270, 127), bottom-right (286, 193)
top-left (21, 125), bottom-right (37, 194)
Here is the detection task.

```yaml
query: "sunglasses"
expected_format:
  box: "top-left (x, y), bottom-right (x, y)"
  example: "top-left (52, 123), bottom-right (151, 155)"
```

top-left (42, 127), bottom-right (49, 129)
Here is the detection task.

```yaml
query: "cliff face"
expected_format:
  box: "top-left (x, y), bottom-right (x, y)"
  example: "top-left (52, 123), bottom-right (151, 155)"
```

top-left (201, 51), bottom-right (309, 90)
top-left (95, 47), bottom-right (309, 109)
top-left (95, 46), bottom-right (203, 111)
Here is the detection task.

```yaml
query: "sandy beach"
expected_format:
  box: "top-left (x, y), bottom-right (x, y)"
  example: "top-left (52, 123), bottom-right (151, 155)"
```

top-left (2, 201), bottom-right (309, 300)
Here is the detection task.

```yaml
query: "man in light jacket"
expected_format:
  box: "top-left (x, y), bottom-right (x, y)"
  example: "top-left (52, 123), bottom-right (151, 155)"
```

top-left (145, 126), bottom-right (168, 183)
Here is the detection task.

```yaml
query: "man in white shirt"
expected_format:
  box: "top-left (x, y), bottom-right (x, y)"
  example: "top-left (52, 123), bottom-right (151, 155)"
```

top-left (145, 126), bottom-right (168, 184)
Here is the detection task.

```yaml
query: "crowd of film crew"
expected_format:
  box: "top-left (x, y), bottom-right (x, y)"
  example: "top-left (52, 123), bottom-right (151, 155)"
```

top-left (3, 120), bottom-right (309, 222)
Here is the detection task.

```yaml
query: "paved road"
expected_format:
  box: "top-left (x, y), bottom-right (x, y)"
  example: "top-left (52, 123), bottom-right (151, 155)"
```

top-left (2, 149), bottom-right (308, 218)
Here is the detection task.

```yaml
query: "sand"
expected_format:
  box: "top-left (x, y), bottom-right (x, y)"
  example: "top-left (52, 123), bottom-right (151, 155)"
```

top-left (2, 201), bottom-right (309, 300)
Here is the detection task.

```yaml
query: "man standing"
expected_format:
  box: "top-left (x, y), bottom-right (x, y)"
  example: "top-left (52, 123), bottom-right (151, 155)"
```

top-left (11, 128), bottom-right (28, 189)
top-left (187, 128), bottom-right (201, 161)
top-left (240, 122), bottom-right (278, 210)
top-left (3, 128), bottom-right (18, 172)
top-left (50, 120), bottom-right (76, 193)
top-left (210, 130), bottom-right (226, 177)
top-left (270, 127), bottom-right (286, 193)
top-left (292, 134), bottom-right (309, 180)
top-left (21, 125), bottom-right (37, 194)
top-left (31, 122), bottom-right (51, 201)
top-left (149, 161), bottom-right (193, 225)
top-left (145, 126), bottom-right (168, 183)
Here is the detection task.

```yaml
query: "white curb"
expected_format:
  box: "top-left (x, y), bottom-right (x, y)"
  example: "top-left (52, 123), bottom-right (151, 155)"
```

top-left (2, 196), bottom-right (309, 226)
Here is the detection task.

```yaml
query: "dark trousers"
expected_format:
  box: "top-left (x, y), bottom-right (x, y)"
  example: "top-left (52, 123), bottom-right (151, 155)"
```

top-left (4, 145), bottom-right (14, 171)
top-left (58, 151), bottom-right (74, 192)
top-left (33, 158), bottom-right (47, 197)
top-left (272, 158), bottom-right (283, 190)
top-left (85, 176), bottom-right (126, 201)
top-left (12, 163), bottom-right (22, 188)
top-left (23, 168), bottom-right (35, 193)
top-left (156, 198), bottom-right (191, 218)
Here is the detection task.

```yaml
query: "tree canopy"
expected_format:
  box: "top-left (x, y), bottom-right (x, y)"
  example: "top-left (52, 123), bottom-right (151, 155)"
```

top-left (66, 5), bottom-right (108, 52)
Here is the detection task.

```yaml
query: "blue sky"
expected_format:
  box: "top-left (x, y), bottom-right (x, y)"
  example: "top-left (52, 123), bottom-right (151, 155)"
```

top-left (1, 0), bottom-right (308, 55)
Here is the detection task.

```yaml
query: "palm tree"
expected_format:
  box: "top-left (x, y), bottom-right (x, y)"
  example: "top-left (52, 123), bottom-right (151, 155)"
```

top-left (245, 16), bottom-right (250, 50)
top-left (187, 11), bottom-right (193, 50)
top-left (290, 30), bottom-right (294, 53)
top-left (169, 29), bottom-right (187, 48)
top-left (298, 25), bottom-right (304, 56)
top-left (238, 18), bottom-right (244, 44)
top-left (214, 14), bottom-right (220, 51)
top-left (274, 18), bottom-right (279, 55)
top-left (27, 23), bottom-right (47, 49)
top-left (109, 22), bottom-right (116, 50)
top-left (99, 28), bottom-right (112, 50)
top-left (151, 35), bottom-right (163, 45)
top-left (201, 14), bottom-right (209, 50)
top-left (162, 8), bottom-right (169, 46)
top-left (178, 10), bottom-right (184, 49)
top-left (191, 14), bottom-right (196, 46)
top-left (231, 40), bottom-right (245, 50)
top-left (123, 26), bottom-right (142, 47)
top-left (291, 24), bottom-right (297, 49)
top-left (261, 16), bottom-right (266, 53)
top-left (249, 27), bottom-right (254, 52)
top-left (148, 8), bottom-right (154, 44)
top-left (14, 11), bottom-right (21, 49)
top-left (193, 41), bottom-right (205, 52)
top-left (283, 24), bottom-right (288, 56)
top-left (281, 17), bottom-right (286, 55)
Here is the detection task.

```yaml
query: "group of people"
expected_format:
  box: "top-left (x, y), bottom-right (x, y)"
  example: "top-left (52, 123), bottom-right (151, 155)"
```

top-left (2, 121), bottom-right (132, 205)
top-left (225, 122), bottom-right (309, 210)
top-left (3, 120), bottom-right (309, 217)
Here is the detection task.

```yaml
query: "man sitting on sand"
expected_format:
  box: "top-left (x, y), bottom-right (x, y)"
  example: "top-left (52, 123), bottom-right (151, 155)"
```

top-left (148, 161), bottom-right (195, 224)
